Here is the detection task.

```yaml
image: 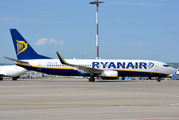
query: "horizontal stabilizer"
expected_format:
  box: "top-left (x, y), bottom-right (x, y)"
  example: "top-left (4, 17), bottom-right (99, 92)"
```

top-left (4, 57), bottom-right (29, 64)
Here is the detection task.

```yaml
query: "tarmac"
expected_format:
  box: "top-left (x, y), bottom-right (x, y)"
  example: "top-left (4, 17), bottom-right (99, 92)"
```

top-left (0, 78), bottom-right (179, 120)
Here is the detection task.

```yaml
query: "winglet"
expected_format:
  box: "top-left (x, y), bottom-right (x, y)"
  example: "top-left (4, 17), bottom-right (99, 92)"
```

top-left (56, 52), bottom-right (68, 65)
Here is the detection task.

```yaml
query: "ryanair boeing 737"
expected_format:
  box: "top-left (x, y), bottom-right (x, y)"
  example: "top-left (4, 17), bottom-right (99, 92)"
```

top-left (5, 29), bottom-right (176, 82)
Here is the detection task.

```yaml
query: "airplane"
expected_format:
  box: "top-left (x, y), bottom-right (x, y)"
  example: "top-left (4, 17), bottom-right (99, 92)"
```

top-left (0, 65), bottom-right (27, 80)
top-left (5, 29), bottom-right (177, 82)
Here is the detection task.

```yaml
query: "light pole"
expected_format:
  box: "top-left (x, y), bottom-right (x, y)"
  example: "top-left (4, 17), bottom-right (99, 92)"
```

top-left (89, 0), bottom-right (104, 59)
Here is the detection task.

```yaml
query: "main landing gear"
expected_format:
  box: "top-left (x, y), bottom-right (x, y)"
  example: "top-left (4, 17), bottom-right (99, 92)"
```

top-left (12, 76), bottom-right (19, 81)
top-left (156, 77), bottom-right (161, 82)
top-left (89, 76), bottom-right (95, 82)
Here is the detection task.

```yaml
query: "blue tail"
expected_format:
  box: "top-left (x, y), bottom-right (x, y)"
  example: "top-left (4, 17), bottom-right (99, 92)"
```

top-left (10, 29), bottom-right (51, 60)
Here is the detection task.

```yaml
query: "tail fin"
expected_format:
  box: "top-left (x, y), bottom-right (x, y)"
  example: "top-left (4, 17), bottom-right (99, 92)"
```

top-left (10, 29), bottom-right (51, 60)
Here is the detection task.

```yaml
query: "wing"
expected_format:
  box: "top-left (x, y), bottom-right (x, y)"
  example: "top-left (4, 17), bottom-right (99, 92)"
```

top-left (56, 52), bottom-right (101, 74)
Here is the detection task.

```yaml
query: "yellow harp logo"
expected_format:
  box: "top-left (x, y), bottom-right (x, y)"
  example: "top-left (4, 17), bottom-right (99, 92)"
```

top-left (16, 40), bottom-right (28, 55)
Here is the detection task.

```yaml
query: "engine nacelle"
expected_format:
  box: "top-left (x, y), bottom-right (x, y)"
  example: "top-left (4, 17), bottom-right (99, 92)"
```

top-left (101, 70), bottom-right (118, 80)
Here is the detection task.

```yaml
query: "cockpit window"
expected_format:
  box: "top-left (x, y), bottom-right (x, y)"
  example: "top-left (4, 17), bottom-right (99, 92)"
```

top-left (163, 64), bottom-right (169, 67)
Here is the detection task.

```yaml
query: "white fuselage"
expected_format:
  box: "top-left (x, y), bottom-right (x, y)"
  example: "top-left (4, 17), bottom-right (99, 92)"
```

top-left (16, 59), bottom-right (176, 78)
top-left (0, 65), bottom-right (27, 77)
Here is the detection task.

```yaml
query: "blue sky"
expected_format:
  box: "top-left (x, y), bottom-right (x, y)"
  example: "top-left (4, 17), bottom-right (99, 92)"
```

top-left (0, 0), bottom-right (179, 63)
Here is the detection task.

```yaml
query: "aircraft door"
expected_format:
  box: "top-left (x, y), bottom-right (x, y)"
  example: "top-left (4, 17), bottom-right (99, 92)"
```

top-left (14, 66), bottom-right (18, 73)
top-left (154, 63), bottom-right (159, 71)
top-left (38, 62), bottom-right (42, 70)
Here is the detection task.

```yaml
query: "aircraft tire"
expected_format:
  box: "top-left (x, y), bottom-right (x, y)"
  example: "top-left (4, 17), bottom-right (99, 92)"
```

top-left (157, 79), bottom-right (161, 82)
top-left (0, 77), bottom-right (3, 81)
top-left (89, 77), bottom-right (95, 82)
top-left (12, 77), bottom-right (17, 81)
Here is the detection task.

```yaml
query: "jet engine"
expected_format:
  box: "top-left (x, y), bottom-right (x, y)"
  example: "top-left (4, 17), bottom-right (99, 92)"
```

top-left (100, 70), bottom-right (118, 80)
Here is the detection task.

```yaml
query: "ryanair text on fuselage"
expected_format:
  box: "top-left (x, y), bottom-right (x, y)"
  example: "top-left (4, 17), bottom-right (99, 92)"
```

top-left (92, 62), bottom-right (154, 69)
